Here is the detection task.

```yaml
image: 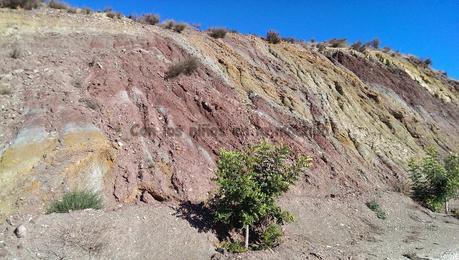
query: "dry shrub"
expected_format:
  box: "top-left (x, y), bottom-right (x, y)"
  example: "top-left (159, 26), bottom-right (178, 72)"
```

top-left (66, 7), bottom-right (76, 13)
top-left (173, 23), bottom-right (187, 33)
top-left (48, 0), bottom-right (68, 10)
top-left (161, 20), bottom-right (186, 33)
top-left (140, 14), bottom-right (160, 25)
top-left (266, 30), bottom-right (281, 44)
top-left (208, 28), bottom-right (227, 39)
top-left (282, 37), bottom-right (297, 43)
top-left (165, 57), bottom-right (199, 79)
top-left (366, 38), bottom-right (380, 49)
top-left (81, 7), bottom-right (91, 14)
top-left (106, 11), bottom-right (122, 19)
top-left (10, 46), bottom-right (21, 59)
top-left (0, 84), bottom-right (12, 95)
top-left (351, 41), bottom-right (366, 52)
top-left (327, 38), bottom-right (347, 48)
top-left (0, 0), bottom-right (41, 9)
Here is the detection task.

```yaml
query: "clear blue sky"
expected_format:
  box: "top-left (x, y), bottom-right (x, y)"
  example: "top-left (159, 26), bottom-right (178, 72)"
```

top-left (67, 0), bottom-right (459, 79)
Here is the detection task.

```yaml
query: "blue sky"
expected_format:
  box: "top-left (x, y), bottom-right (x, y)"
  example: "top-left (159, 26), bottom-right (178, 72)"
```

top-left (67, 0), bottom-right (459, 79)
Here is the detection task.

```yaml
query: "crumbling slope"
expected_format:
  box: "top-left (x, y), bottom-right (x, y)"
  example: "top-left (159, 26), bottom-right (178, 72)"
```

top-left (0, 8), bottom-right (458, 259)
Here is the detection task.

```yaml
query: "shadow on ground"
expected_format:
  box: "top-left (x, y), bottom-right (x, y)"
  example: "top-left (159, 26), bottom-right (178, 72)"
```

top-left (174, 201), bottom-right (229, 241)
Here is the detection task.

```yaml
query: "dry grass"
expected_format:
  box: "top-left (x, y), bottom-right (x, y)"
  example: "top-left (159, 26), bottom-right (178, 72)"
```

top-left (165, 57), bottom-right (199, 79)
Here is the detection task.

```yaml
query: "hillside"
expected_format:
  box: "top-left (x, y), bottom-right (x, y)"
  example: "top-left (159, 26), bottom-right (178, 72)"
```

top-left (0, 7), bottom-right (458, 259)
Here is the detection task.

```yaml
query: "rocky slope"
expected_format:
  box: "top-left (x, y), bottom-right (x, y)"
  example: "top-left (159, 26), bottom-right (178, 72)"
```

top-left (0, 7), bottom-right (458, 259)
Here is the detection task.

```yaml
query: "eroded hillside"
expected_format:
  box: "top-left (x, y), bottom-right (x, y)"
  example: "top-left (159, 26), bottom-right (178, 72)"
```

top-left (0, 7), bottom-right (458, 259)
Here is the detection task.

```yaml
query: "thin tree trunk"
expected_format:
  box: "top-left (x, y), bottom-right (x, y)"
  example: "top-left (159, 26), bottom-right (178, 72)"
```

top-left (245, 224), bottom-right (249, 249)
top-left (445, 200), bottom-right (449, 214)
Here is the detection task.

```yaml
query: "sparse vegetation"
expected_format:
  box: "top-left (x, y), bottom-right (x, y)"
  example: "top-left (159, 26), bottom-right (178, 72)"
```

top-left (366, 200), bottom-right (386, 219)
top-left (409, 148), bottom-right (459, 213)
top-left (0, 0), bottom-right (41, 9)
top-left (81, 7), bottom-right (91, 14)
top-left (47, 190), bottom-right (103, 214)
top-left (327, 38), bottom-right (347, 48)
top-left (208, 28), bottom-right (227, 39)
top-left (282, 37), bottom-right (297, 43)
top-left (366, 38), bottom-right (380, 49)
top-left (140, 14), bottom-right (160, 25)
top-left (48, 0), bottom-right (68, 10)
top-left (0, 84), bottom-right (12, 95)
top-left (266, 30), bottom-right (281, 44)
top-left (173, 23), bottom-right (186, 33)
top-left (66, 7), bottom-right (76, 13)
top-left (210, 141), bottom-right (311, 250)
top-left (161, 20), bottom-right (187, 33)
top-left (10, 46), bottom-right (21, 59)
top-left (165, 57), bottom-right (199, 79)
top-left (351, 41), bottom-right (366, 52)
top-left (106, 10), bottom-right (122, 19)
top-left (221, 241), bottom-right (247, 254)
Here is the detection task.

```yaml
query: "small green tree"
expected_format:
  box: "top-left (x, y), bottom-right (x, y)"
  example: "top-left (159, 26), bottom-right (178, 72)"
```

top-left (210, 141), bottom-right (311, 250)
top-left (409, 148), bottom-right (459, 213)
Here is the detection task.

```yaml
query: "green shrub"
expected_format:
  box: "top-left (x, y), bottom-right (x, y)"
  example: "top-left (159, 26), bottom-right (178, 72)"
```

top-left (366, 200), bottom-right (386, 219)
top-left (165, 57), bottom-right (199, 79)
top-left (48, 0), bottom-right (68, 10)
top-left (260, 224), bottom-right (283, 249)
top-left (208, 28), bottom-right (227, 39)
top-left (409, 148), bottom-right (459, 213)
top-left (0, 0), bottom-right (41, 9)
top-left (210, 141), bottom-right (311, 250)
top-left (47, 191), bottom-right (102, 214)
top-left (221, 241), bottom-right (247, 254)
top-left (266, 30), bottom-right (281, 44)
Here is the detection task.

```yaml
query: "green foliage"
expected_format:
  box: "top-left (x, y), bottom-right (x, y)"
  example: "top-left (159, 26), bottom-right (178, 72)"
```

top-left (366, 200), bottom-right (386, 220)
top-left (221, 241), bottom-right (247, 254)
top-left (409, 148), bottom-right (459, 211)
top-left (260, 223), bottom-right (283, 249)
top-left (47, 191), bottom-right (102, 214)
top-left (210, 141), bottom-right (311, 249)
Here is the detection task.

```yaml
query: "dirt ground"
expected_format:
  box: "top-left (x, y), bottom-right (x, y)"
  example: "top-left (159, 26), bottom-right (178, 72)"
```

top-left (1, 191), bottom-right (458, 259)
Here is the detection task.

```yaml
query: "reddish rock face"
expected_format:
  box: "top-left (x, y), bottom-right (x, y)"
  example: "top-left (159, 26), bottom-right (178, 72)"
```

top-left (0, 10), bottom-right (458, 218)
